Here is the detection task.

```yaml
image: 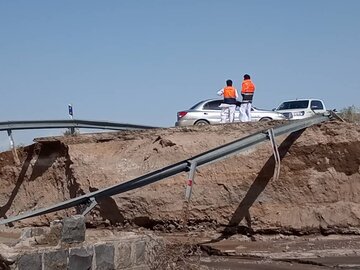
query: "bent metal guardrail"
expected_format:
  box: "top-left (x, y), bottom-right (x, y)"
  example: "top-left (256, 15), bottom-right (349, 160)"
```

top-left (0, 114), bottom-right (331, 225)
top-left (0, 119), bottom-right (158, 131)
top-left (1, 119), bottom-right (159, 165)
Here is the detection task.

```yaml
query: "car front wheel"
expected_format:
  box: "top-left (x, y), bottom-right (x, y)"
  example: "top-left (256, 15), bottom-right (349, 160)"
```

top-left (194, 120), bottom-right (210, 126)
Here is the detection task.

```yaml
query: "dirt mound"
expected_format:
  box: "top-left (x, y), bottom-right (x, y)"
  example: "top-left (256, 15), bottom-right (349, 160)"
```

top-left (0, 121), bottom-right (360, 235)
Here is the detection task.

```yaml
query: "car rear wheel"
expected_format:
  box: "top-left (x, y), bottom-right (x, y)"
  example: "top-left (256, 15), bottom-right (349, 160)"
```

top-left (194, 120), bottom-right (210, 126)
top-left (259, 117), bottom-right (272, 121)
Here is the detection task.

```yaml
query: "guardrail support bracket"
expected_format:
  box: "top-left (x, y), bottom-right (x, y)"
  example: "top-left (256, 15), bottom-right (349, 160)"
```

top-left (81, 197), bottom-right (98, 216)
top-left (184, 160), bottom-right (197, 201)
top-left (267, 128), bottom-right (281, 181)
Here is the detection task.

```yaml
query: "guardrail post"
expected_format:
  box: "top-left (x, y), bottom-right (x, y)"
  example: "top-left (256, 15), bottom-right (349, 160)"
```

top-left (185, 160), bottom-right (197, 201)
top-left (7, 129), bottom-right (20, 165)
top-left (329, 110), bottom-right (345, 122)
top-left (267, 128), bottom-right (280, 181)
top-left (70, 127), bottom-right (76, 135)
top-left (182, 160), bottom-right (197, 226)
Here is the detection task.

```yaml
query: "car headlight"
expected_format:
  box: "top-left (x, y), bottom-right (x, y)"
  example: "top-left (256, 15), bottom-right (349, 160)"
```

top-left (292, 111), bottom-right (305, 116)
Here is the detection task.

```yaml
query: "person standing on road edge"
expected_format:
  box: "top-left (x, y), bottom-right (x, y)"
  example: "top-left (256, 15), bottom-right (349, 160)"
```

top-left (240, 74), bottom-right (255, 122)
top-left (217, 79), bottom-right (238, 123)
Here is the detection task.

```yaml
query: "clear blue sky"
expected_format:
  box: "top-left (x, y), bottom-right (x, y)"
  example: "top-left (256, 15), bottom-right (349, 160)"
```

top-left (0, 0), bottom-right (359, 149)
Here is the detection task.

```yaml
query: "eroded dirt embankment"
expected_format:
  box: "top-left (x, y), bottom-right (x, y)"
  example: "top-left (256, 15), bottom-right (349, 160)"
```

top-left (0, 121), bottom-right (360, 235)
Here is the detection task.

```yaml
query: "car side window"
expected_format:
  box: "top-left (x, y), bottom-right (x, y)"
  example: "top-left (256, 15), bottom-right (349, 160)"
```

top-left (278, 100), bottom-right (309, 110)
top-left (203, 100), bottom-right (222, 110)
top-left (310, 100), bottom-right (324, 110)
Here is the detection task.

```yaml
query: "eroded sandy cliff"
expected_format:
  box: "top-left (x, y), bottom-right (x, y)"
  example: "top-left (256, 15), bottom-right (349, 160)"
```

top-left (1, 121), bottom-right (360, 235)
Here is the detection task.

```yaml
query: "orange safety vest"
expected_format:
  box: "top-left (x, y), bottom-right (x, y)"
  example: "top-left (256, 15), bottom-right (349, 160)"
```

top-left (223, 86), bottom-right (237, 98)
top-left (241, 79), bottom-right (255, 94)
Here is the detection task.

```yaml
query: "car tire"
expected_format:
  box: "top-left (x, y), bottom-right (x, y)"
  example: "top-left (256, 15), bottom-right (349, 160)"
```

top-left (259, 117), bottom-right (272, 121)
top-left (194, 120), bottom-right (210, 126)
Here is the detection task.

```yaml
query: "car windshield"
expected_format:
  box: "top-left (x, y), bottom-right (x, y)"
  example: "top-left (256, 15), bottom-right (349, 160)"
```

top-left (277, 100), bottom-right (309, 110)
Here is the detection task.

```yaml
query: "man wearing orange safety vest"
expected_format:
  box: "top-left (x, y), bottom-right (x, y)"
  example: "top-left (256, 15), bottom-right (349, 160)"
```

top-left (240, 74), bottom-right (255, 122)
top-left (217, 79), bottom-right (238, 123)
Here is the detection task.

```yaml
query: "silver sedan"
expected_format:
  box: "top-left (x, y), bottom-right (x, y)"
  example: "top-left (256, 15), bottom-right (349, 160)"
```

top-left (175, 99), bottom-right (286, 126)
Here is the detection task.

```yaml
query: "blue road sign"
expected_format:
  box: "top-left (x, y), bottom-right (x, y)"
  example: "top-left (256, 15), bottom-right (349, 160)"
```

top-left (68, 104), bottom-right (73, 117)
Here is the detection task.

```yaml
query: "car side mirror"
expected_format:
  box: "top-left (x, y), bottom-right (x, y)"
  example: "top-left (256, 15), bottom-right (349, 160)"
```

top-left (272, 108), bottom-right (276, 111)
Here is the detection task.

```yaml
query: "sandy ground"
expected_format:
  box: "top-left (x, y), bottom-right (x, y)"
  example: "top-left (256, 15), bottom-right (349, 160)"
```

top-left (161, 231), bottom-right (360, 269)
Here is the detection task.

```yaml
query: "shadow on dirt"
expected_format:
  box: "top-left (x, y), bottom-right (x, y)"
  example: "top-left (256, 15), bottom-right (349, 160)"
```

top-left (0, 142), bottom-right (66, 223)
top-left (88, 187), bottom-right (125, 225)
top-left (28, 142), bottom-right (65, 181)
top-left (210, 129), bottom-right (306, 242)
top-left (0, 145), bottom-right (35, 223)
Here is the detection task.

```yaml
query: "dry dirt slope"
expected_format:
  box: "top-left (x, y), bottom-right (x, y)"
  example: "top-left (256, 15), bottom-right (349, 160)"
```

top-left (0, 120), bottom-right (360, 234)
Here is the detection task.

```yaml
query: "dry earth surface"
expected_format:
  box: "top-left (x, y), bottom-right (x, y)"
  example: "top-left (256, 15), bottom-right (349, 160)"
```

top-left (0, 119), bottom-right (360, 269)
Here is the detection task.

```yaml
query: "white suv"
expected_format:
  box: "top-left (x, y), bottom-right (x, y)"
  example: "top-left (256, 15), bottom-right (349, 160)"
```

top-left (274, 99), bottom-right (327, 120)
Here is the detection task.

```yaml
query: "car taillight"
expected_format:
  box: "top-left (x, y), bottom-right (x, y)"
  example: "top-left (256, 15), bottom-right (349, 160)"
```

top-left (177, 111), bottom-right (187, 118)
